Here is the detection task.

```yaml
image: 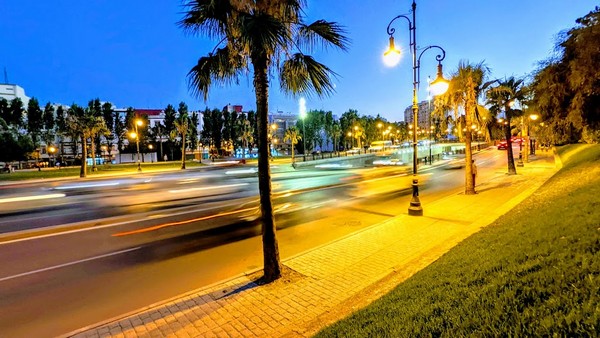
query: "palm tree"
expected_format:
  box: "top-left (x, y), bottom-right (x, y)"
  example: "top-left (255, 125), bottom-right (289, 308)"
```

top-left (487, 77), bottom-right (528, 175)
top-left (240, 121), bottom-right (254, 159)
top-left (445, 61), bottom-right (492, 194)
top-left (66, 105), bottom-right (107, 178)
top-left (173, 114), bottom-right (190, 170)
top-left (180, 0), bottom-right (349, 282)
top-left (284, 127), bottom-right (301, 163)
top-left (331, 122), bottom-right (342, 153)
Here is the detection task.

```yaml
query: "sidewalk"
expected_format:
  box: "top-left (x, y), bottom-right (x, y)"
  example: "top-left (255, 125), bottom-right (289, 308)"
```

top-left (67, 151), bottom-right (559, 338)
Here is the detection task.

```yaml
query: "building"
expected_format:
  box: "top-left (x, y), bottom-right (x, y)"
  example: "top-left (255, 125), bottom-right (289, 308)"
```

top-left (0, 83), bottom-right (30, 106)
top-left (403, 100), bottom-right (435, 129)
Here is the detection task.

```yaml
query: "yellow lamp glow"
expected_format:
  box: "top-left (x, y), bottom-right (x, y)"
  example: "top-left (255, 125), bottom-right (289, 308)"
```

top-left (429, 64), bottom-right (449, 96)
top-left (383, 36), bottom-right (401, 67)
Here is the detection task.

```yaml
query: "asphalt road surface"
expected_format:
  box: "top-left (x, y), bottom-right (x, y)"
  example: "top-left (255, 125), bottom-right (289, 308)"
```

top-left (0, 149), bottom-right (508, 337)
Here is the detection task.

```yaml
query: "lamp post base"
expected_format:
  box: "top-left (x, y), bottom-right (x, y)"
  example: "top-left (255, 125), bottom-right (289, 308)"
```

top-left (408, 178), bottom-right (423, 216)
top-left (137, 162), bottom-right (142, 172)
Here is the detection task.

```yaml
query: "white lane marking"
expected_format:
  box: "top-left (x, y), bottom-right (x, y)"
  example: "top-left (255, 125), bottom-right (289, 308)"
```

top-left (0, 193), bottom-right (66, 204)
top-left (0, 247), bottom-right (141, 283)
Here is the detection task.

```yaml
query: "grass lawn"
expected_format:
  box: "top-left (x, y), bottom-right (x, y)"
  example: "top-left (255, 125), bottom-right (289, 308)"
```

top-left (0, 161), bottom-right (205, 182)
top-left (316, 144), bottom-right (600, 337)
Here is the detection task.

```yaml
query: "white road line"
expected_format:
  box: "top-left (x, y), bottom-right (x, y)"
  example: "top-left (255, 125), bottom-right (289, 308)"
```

top-left (0, 247), bottom-right (141, 283)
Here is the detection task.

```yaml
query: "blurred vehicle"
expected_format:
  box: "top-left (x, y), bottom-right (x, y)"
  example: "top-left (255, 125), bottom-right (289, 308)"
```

top-left (445, 157), bottom-right (465, 169)
top-left (369, 140), bottom-right (393, 151)
top-left (497, 141), bottom-right (508, 150)
top-left (372, 158), bottom-right (405, 166)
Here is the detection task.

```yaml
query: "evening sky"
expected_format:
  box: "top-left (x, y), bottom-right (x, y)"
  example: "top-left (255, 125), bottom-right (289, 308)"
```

top-left (0, 0), bottom-right (595, 121)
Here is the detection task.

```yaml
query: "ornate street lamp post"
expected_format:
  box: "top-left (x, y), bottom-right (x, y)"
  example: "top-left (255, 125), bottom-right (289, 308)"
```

top-left (384, 0), bottom-right (449, 216)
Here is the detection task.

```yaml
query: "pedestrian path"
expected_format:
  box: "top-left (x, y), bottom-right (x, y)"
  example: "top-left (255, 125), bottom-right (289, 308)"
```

top-left (67, 152), bottom-right (559, 338)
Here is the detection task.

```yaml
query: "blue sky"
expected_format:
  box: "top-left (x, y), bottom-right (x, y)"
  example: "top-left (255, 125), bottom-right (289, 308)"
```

top-left (0, 1), bottom-right (595, 121)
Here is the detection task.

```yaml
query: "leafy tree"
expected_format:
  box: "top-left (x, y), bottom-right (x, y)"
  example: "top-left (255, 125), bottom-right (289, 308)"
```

top-left (102, 102), bottom-right (115, 157)
top-left (180, 0), bottom-right (348, 282)
top-left (339, 109), bottom-right (359, 149)
top-left (284, 127), bottom-right (301, 163)
top-left (55, 105), bottom-right (67, 135)
top-left (487, 77), bottom-right (528, 175)
top-left (114, 112), bottom-right (126, 162)
top-left (0, 98), bottom-right (9, 123)
top-left (42, 102), bottom-right (56, 149)
top-left (240, 120), bottom-right (254, 158)
top-left (190, 111), bottom-right (200, 155)
top-left (8, 98), bottom-right (24, 128)
top-left (531, 6), bottom-right (600, 143)
top-left (0, 118), bottom-right (34, 162)
top-left (330, 121), bottom-right (341, 152)
top-left (26, 98), bottom-right (43, 164)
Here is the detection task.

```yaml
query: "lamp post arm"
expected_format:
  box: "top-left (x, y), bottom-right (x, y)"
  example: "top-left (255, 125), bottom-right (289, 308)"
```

top-left (416, 45), bottom-right (446, 87)
top-left (386, 14), bottom-right (413, 42)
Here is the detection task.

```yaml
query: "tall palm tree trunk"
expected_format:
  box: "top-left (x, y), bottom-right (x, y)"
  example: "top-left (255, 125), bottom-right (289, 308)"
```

top-left (505, 115), bottom-right (517, 175)
top-left (80, 136), bottom-right (87, 178)
top-left (464, 116), bottom-right (475, 195)
top-left (252, 55), bottom-right (281, 282)
top-left (181, 134), bottom-right (186, 169)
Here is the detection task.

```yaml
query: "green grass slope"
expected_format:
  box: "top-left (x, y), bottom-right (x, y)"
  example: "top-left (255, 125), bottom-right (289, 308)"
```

top-left (316, 144), bottom-right (600, 337)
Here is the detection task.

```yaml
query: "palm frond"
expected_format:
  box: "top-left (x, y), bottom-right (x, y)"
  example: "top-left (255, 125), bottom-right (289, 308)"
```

top-left (178, 0), bottom-right (233, 38)
top-left (280, 53), bottom-right (338, 97)
top-left (238, 12), bottom-right (290, 56)
top-left (296, 20), bottom-right (350, 52)
top-left (187, 47), bottom-right (244, 100)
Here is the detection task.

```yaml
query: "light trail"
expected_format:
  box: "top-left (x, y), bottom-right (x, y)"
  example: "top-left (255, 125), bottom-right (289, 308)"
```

top-left (0, 193), bottom-right (66, 204)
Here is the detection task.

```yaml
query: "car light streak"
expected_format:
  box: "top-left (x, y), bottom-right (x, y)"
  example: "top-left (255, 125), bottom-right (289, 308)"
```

top-left (0, 247), bottom-right (141, 282)
top-left (0, 193), bottom-right (66, 204)
top-left (54, 182), bottom-right (120, 190)
top-left (168, 183), bottom-right (248, 194)
top-left (111, 207), bottom-right (257, 237)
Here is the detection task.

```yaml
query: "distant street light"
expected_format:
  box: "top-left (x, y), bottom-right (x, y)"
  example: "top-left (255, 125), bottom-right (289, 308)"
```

top-left (130, 119), bottom-right (144, 172)
top-left (384, 0), bottom-right (449, 216)
top-left (48, 146), bottom-right (57, 167)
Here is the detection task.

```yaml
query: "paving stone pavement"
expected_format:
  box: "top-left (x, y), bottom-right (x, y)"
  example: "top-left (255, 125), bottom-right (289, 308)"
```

top-left (66, 151), bottom-right (559, 338)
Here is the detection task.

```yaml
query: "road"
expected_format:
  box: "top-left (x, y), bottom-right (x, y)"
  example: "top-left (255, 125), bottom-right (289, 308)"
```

top-left (0, 148), bottom-right (508, 337)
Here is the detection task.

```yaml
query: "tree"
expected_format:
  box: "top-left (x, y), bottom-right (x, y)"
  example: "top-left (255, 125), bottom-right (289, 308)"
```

top-left (284, 127), bottom-right (301, 163)
top-left (531, 6), bottom-right (600, 144)
top-left (114, 112), bottom-right (126, 162)
top-left (0, 98), bottom-right (8, 123)
top-left (173, 110), bottom-right (190, 169)
top-left (240, 120), bottom-right (254, 159)
top-left (444, 61), bottom-right (492, 194)
top-left (190, 112), bottom-right (200, 156)
top-left (102, 102), bottom-right (115, 158)
top-left (331, 122), bottom-right (341, 152)
top-left (26, 98), bottom-right (43, 165)
top-left (86, 99), bottom-right (108, 171)
top-left (8, 98), bottom-right (24, 128)
top-left (487, 77), bottom-right (528, 175)
top-left (163, 104), bottom-right (177, 160)
top-left (180, 0), bottom-right (348, 282)
top-left (0, 118), bottom-right (34, 162)
top-left (42, 102), bottom-right (56, 150)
